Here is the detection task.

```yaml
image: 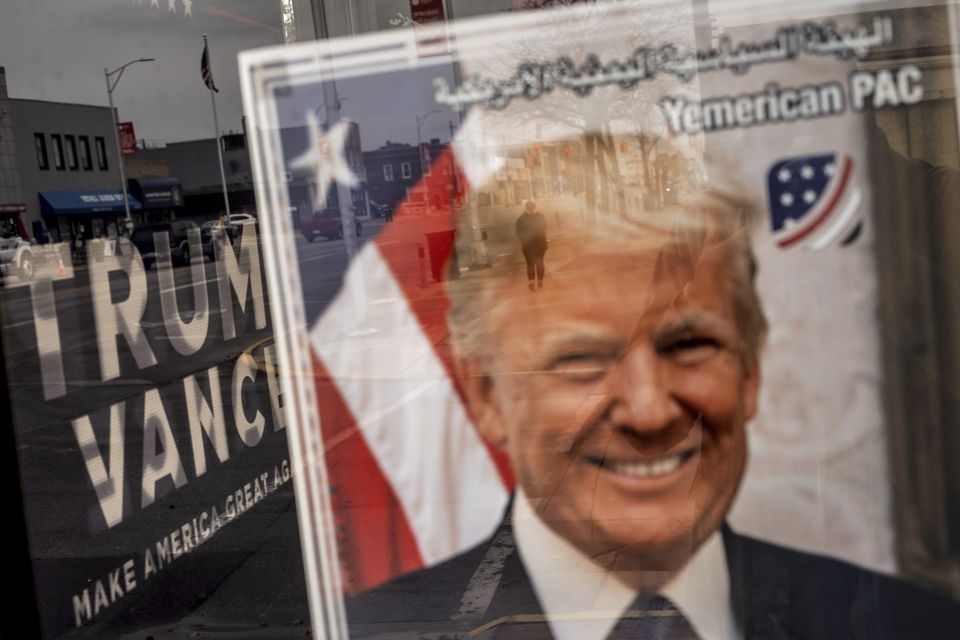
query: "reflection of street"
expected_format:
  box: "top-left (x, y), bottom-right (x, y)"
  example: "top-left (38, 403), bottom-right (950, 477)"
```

top-left (2, 246), bottom-right (267, 415)
top-left (0, 242), bottom-right (73, 288)
top-left (296, 217), bottom-right (385, 324)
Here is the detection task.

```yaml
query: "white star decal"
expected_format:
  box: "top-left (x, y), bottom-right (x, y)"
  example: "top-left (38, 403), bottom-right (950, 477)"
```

top-left (784, 218), bottom-right (797, 230)
top-left (182, 0), bottom-right (193, 17)
top-left (803, 189), bottom-right (817, 204)
top-left (150, 0), bottom-right (159, 8)
top-left (290, 113), bottom-right (358, 211)
top-left (823, 162), bottom-right (836, 177)
top-left (780, 193), bottom-right (794, 207)
top-left (777, 168), bottom-right (791, 183)
top-left (168, 0), bottom-right (177, 13)
top-left (800, 165), bottom-right (814, 180)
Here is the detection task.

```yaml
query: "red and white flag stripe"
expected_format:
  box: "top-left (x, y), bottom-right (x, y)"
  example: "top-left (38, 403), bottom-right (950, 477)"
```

top-left (308, 145), bottom-right (513, 594)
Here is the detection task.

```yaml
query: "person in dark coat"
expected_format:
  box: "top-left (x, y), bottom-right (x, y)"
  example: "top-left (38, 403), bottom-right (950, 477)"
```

top-left (515, 200), bottom-right (548, 291)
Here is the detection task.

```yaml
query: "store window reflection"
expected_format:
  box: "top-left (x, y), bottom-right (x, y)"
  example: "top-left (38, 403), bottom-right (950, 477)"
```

top-left (0, 2), bottom-right (309, 637)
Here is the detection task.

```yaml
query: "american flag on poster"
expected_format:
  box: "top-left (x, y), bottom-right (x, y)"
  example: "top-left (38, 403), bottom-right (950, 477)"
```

top-left (275, 106), bottom-right (511, 595)
top-left (242, 0), bottom-right (693, 606)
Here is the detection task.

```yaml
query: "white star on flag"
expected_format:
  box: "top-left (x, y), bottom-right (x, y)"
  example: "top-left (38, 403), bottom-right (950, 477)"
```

top-left (168, 0), bottom-right (177, 13)
top-left (182, 0), bottom-right (193, 17)
top-left (290, 113), bottom-right (358, 210)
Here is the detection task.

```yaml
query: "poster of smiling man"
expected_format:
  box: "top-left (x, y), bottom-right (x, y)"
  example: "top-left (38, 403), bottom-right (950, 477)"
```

top-left (241, 0), bottom-right (960, 637)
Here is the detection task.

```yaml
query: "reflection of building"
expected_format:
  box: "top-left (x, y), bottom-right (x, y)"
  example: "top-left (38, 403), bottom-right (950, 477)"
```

top-left (134, 131), bottom-right (254, 218)
top-left (0, 67), bottom-right (196, 246)
top-left (363, 139), bottom-right (446, 212)
top-left (0, 68), bottom-right (27, 234)
top-left (284, 120), bottom-right (369, 226)
top-left (127, 177), bottom-right (185, 220)
top-left (469, 139), bottom-right (583, 208)
top-left (3, 70), bottom-right (128, 243)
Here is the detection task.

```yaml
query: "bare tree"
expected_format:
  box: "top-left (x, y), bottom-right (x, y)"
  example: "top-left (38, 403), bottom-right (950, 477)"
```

top-left (457, 0), bottom-right (696, 219)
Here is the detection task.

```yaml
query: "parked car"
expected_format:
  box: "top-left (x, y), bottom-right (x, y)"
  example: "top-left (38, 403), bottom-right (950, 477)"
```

top-left (369, 200), bottom-right (392, 220)
top-left (130, 220), bottom-right (202, 268)
top-left (226, 213), bottom-right (258, 226)
top-left (299, 210), bottom-right (362, 242)
top-left (200, 220), bottom-right (226, 260)
top-left (0, 233), bottom-right (35, 281)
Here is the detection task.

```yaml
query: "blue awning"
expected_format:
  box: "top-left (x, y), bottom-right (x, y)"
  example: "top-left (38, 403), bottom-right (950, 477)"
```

top-left (39, 190), bottom-right (142, 215)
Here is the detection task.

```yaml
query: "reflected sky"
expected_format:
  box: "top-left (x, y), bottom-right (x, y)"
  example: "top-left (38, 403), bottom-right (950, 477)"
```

top-left (0, 0), bottom-right (283, 144)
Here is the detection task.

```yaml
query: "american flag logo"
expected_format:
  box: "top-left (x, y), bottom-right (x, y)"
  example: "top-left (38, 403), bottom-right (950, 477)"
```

top-left (767, 153), bottom-right (864, 250)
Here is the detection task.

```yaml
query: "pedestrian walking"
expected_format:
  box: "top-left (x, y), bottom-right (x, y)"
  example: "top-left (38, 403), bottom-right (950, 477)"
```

top-left (515, 200), bottom-right (548, 291)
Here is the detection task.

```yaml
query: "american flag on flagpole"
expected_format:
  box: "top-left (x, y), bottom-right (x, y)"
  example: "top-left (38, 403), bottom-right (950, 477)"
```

top-left (201, 40), bottom-right (219, 93)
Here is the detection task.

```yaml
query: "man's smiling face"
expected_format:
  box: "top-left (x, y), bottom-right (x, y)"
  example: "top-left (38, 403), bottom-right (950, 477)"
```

top-left (466, 240), bottom-right (759, 573)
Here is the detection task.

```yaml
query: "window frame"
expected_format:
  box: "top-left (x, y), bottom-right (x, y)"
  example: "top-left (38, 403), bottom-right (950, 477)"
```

top-left (383, 163), bottom-right (394, 181)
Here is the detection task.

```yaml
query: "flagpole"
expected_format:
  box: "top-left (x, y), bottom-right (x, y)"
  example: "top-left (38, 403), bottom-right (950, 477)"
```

top-left (204, 34), bottom-right (232, 219)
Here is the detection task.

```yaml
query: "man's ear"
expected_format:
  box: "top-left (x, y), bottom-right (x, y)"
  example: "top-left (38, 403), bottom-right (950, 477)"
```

top-left (457, 357), bottom-right (508, 448)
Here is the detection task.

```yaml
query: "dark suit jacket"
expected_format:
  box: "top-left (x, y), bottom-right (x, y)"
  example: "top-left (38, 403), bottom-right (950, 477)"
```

top-left (347, 520), bottom-right (960, 639)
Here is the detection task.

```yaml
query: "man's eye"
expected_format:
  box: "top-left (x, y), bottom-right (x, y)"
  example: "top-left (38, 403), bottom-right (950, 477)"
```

top-left (550, 353), bottom-right (612, 380)
top-left (661, 337), bottom-right (719, 364)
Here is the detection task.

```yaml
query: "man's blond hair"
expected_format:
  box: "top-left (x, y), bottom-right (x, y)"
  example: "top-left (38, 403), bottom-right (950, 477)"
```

top-left (446, 161), bottom-right (768, 372)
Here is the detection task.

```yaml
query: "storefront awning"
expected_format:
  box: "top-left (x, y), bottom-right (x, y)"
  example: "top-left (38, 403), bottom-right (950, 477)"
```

top-left (39, 190), bottom-right (142, 215)
top-left (127, 178), bottom-right (184, 209)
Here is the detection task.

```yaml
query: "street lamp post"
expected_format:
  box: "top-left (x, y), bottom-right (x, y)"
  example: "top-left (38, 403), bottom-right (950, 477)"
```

top-left (105, 57), bottom-right (154, 235)
top-left (415, 110), bottom-right (442, 177)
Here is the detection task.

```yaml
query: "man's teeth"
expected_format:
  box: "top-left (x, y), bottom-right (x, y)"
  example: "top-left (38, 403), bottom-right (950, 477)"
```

top-left (602, 454), bottom-right (686, 477)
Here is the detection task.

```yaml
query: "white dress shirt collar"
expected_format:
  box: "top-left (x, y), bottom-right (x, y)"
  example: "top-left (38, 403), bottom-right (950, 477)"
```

top-left (512, 490), bottom-right (739, 640)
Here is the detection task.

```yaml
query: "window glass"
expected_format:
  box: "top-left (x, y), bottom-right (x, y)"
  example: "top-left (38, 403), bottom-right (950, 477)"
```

top-left (94, 136), bottom-right (107, 171)
top-left (50, 133), bottom-right (63, 170)
top-left (0, 2), bottom-right (316, 638)
top-left (78, 135), bottom-right (91, 171)
top-left (4, 0), bottom-right (960, 638)
top-left (34, 133), bottom-right (48, 170)
top-left (64, 134), bottom-right (77, 170)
